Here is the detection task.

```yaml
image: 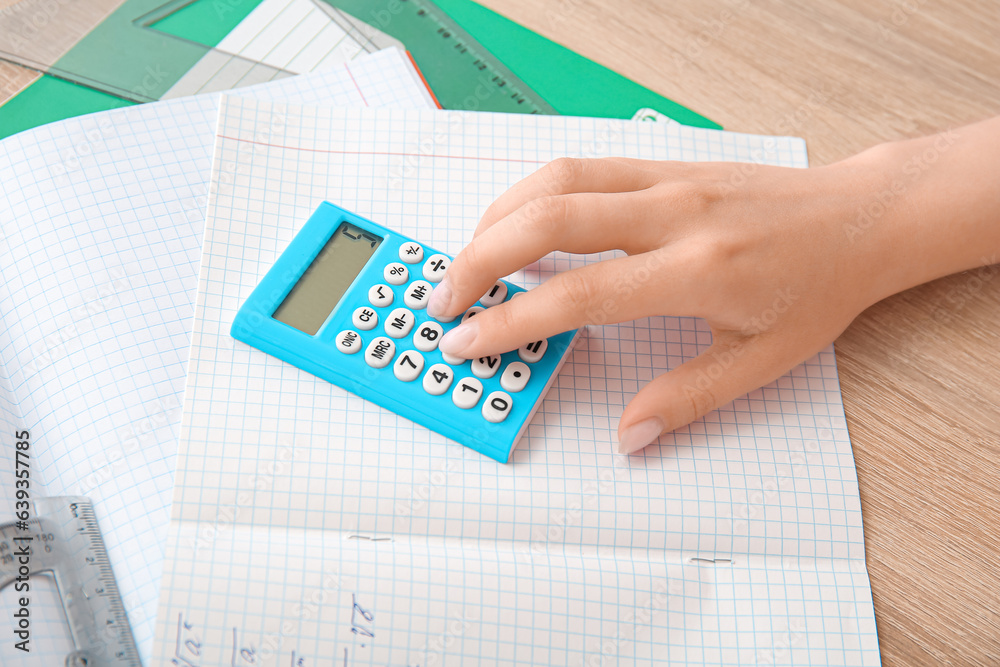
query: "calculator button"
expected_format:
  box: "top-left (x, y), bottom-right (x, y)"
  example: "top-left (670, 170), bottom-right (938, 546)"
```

top-left (413, 321), bottom-right (443, 352)
top-left (384, 307), bottom-right (416, 338)
top-left (422, 363), bottom-right (454, 395)
top-left (471, 355), bottom-right (501, 379)
top-left (518, 339), bottom-right (548, 363)
top-left (352, 306), bottom-right (378, 331)
top-left (441, 351), bottom-right (466, 366)
top-left (399, 241), bottom-right (424, 264)
top-left (422, 254), bottom-right (451, 282)
top-left (384, 262), bottom-right (409, 285)
top-left (368, 284), bottom-right (394, 308)
top-left (336, 330), bottom-right (363, 355)
top-left (393, 350), bottom-right (425, 382)
top-left (479, 281), bottom-right (508, 308)
top-left (500, 362), bottom-right (530, 392)
top-left (364, 336), bottom-right (396, 369)
top-left (404, 280), bottom-right (432, 310)
top-left (461, 306), bottom-right (485, 324)
top-left (452, 377), bottom-right (483, 409)
top-left (482, 391), bottom-right (513, 423)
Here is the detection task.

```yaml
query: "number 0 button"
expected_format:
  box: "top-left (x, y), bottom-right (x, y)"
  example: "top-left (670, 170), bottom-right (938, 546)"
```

top-left (422, 363), bottom-right (454, 395)
top-left (482, 391), bottom-right (513, 423)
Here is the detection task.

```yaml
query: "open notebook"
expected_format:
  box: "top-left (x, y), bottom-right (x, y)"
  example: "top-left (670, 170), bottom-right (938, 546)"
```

top-left (151, 97), bottom-right (880, 666)
top-left (0, 49), bottom-right (436, 665)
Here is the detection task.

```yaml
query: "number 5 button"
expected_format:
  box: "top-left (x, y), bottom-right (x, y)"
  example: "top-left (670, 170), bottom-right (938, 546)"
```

top-left (482, 391), bottom-right (513, 423)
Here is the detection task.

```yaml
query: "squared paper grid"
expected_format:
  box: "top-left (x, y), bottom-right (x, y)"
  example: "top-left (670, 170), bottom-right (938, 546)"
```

top-left (0, 48), bottom-right (436, 665)
top-left (151, 97), bottom-right (880, 666)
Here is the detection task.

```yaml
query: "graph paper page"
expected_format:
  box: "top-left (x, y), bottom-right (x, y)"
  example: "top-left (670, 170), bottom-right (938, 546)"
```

top-left (152, 97), bottom-right (880, 666)
top-left (0, 49), bottom-right (434, 665)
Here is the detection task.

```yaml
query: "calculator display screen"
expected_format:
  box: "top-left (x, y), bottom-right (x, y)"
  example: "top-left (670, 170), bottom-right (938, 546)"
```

top-left (272, 222), bottom-right (383, 335)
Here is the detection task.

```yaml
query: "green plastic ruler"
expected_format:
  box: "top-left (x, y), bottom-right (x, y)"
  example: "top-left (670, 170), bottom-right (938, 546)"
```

top-left (0, 0), bottom-right (719, 139)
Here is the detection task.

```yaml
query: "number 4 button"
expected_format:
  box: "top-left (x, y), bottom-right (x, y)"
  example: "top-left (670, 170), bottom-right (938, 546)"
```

top-left (422, 363), bottom-right (454, 395)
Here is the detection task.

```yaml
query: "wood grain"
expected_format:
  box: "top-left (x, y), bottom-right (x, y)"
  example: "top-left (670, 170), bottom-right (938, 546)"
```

top-left (1, 0), bottom-right (997, 664)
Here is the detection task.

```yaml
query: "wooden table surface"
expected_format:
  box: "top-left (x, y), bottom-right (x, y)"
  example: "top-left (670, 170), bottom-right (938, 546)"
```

top-left (2, 1), bottom-right (998, 664)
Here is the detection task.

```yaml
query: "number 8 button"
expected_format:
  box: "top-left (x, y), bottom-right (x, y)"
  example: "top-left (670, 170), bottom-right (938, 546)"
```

top-left (413, 321), bottom-right (443, 352)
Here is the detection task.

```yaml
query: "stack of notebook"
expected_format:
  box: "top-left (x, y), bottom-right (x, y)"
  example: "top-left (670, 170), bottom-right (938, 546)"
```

top-left (0, 42), bottom-right (879, 667)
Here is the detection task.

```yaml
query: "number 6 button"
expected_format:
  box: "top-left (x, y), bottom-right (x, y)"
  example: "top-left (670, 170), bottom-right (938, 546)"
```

top-left (482, 391), bottom-right (513, 423)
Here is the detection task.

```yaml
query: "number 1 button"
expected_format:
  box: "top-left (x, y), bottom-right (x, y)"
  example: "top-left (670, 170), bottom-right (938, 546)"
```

top-left (452, 377), bottom-right (483, 409)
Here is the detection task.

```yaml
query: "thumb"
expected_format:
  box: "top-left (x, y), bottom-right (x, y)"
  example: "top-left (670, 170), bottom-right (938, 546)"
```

top-left (616, 331), bottom-right (802, 455)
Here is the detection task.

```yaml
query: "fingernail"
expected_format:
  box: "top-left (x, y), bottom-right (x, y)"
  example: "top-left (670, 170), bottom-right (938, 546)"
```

top-left (617, 418), bottom-right (665, 455)
top-left (439, 320), bottom-right (478, 355)
top-left (426, 277), bottom-right (452, 318)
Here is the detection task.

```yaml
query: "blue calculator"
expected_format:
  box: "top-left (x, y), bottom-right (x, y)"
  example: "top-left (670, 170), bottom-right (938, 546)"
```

top-left (231, 202), bottom-right (580, 463)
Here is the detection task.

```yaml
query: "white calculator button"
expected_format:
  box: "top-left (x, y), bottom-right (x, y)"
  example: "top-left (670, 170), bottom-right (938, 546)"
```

top-left (364, 336), bottom-right (396, 369)
top-left (413, 321), bottom-right (444, 352)
top-left (393, 350), bottom-right (425, 382)
top-left (479, 281), bottom-right (508, 308)
top-left (422, 363), bottom-right (454, 395)
top-left (441, 351), bottom-right (466, 366)
top-left (384, 262), bottom-right (409, 285)
top-left (461, 306), bottom-right (485, 324)
top-left (336, 330), bottom-right (363, 355)
top-left (399, 241), bottom-right (424, 264)
top-left (404, 280), bottom-right (433, 310)
top-left (384, 307), bottom-right (416, 338)
top-left (452, 377), bottom-right (483, 409)
top-left (518, 339), bottom-right (548, 363)
top-left (482, 391), bottom-right (513, 423)
top-left (422, 254), bottom-right (451, 282)
top-left (471, 355), bottom-right (501, 379)
top-left (352, 306), bottom-right (378, 331)
top-left (368, 284), bottom-right (394, 308)
top-left (500, 362), bottom-right (531, 392)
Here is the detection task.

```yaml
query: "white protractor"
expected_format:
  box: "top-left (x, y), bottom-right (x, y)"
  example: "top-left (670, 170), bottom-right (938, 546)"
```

top-left (0, 496), bottom-right (140, 667)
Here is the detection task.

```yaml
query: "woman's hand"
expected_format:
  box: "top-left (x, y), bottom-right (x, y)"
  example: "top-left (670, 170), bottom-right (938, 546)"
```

top-left (426, 118), bottom-right (1000, 454)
